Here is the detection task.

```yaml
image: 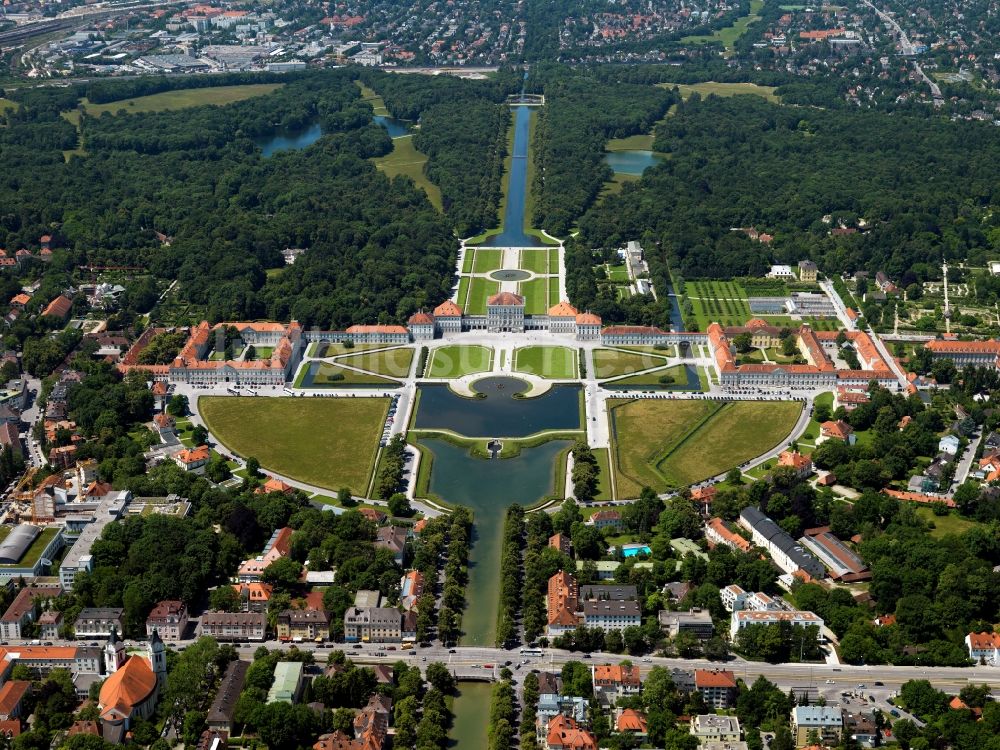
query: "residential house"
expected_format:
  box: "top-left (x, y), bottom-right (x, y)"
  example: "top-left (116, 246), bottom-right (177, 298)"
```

top-left (276, 609), bottom-right (329, 641)
top-left (720, 584), bottom-right (749, 612)
top-left (200, 612), bottom-right (266, 642)
top-left (705, 518), bottom-right (751, 553)
top-left (374, 526), bottom-right (408, 566)
top-left (738, 507), bottom-right (825, 580)
top-left (255, 477), bottom-right (296, 495)
top-left (582, 600), bottom-right (640, 632)
top-left (791, 706), bottom-right (843, 747)
top-left (38, 610), bottom-right (62, 640)
top-left (74, 608), bottom-right (124, 639)
top-left (207, 660), bottom-right (249, 733)
top-left (576, 560), bottom-right (619, 580)
top-left (689, 715), bottom-right (742, 744)
top-left (694, 669), bottom-right (738, 709)
top-left (0, 587), bottom-right (59, 640)
top-left (731, 609), bottom-right (824, 637)
top-left (778, 450), bottom-right (813, 479)
top-left (400, 570), bottom-right (424, 611)
top-left (0, 681), bottom-right (29, 720)
top-left (41, 295), bottom-right (73, 321)
top-left (821, 420), bottom-right (855, 443)
top-left (588, 510), bottom-right (622, 530)
top-left (343, 607), bottom-right (401, 643)
top-left (549, 533), bottom-right (572, 555)
top-left (579, 585), bottom-right (637, 602)
top-left (172, 445), bottom-right (210, 473)
top-left (966, 631), bottom-right (1000, 665)
top-left (544, 715), bottom-right (596, 750)
top-left (547, 571), bottom-right (579, 637)
top-left (237, 527), bottom-right (293, 582)
top-left (938, 434), bottom-right (961, 456)
top-left (591, 664), bottom-right (640, 705)
top-left (233, 582), bottom-right (273, 613)
top-left (615, 708), bottom-right (648, 738)
top-left (798, 260), bottom-right (818, 282)
top-left (146, 600), bottom-right (188, 641)
top-left (359, 507), bottom-right (388, 525)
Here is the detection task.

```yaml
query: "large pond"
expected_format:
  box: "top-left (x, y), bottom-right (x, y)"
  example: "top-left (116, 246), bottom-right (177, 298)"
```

top-left (481, 105), bottom-right (547, 248)
top-left (450, 682), bottom-right (493, 748)
top-left (605, 149), bottom-right (664, 175)
top-left (420, 437), bottom-right (571, 646)
top-left (413, 377), bottom-right (581, 437)
top-left (374, 114), bottom-right (410, 138)
top-left (256, 122), bottom-right (323, 157)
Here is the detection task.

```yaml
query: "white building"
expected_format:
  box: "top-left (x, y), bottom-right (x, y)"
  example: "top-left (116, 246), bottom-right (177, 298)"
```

top-left (730, 609), bottom-right (824, 638)
top-left (966, 632), bottom-right (1000, 665)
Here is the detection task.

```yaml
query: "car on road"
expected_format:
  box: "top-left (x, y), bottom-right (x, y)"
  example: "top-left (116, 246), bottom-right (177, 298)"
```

top-left (352, 644), bottom-right (363, 649)
top-left (874, 681), bottom-right (884, 686)
top-left (857, 684), bottom-right (866, 689)
top-left (448, 649), bottom-right (456, 653)
top-left (825, 679), bottom-right (835, 684)
top-left (582, 654), bottom-right (591, 658)
top-left (890, 710), bottom-right (900, 718)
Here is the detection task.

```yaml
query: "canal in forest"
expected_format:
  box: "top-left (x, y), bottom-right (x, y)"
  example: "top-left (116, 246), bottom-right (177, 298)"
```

top-left (482, 105), bottom-right (546, 247)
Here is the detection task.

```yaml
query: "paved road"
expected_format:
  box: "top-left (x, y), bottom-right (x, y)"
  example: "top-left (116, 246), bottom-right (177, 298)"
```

top-left (215, 641), bottom-right (1000, 694)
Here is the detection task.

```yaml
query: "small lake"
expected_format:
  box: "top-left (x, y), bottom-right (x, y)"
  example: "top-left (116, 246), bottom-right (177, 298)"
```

top-left (374, 114), bottom-right (410, 138)
top-left (256, 122), bottom-right (322, 157)
top-left (414, 377), bottom-right (581, 437)
top-left (420, 437), bottom-right (571, 645)
top-left (605, 150), bottom-right (664, 175)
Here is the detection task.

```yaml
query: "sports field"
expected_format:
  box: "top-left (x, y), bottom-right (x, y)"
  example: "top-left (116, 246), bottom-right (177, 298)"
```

top-left (610, 399), bottom-right (801, 496)
top-left (669, 82), bottom-right (779, 103)
top-left (81, 84), bottom-right (284, 116)
top-left (200, 396), bottom-right (389, 493)
top-left (373, 134), bottom-right (442, 211)
top-left (514, 346), bottom-right (577, 379)
top-left (338, 347), bottom-right (414, 378)
top-left (427, 345), bottom-right (493, 378)
top-left (593, 348), bottom-right (669, 379)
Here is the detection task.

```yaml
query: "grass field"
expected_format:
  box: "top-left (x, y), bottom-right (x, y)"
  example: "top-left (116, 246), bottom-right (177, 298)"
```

top-left (687, 279), bottom-right (755, 328)
top-left (300, 362), bottom-right (398, 386)
top-left (465, 277), bottom-right (499, 315)
top-left (427, 345), bottom-right (493, 378)
top-left (80, 84), bottom-right (283, 116)
top-left (666, 82), bottom-right (780, 103)
top-left (608, 364), bottom-right (692, 388)
top-left (681, 0), bottom-right (765, 51)
top-left (471, 248), bottom-right (503, 273)
top-left (309, 342), bottom-right (386, 358)
top-left (356, 82), bottom-right (390, 116)
top-left (548, 277), bottom-right (561, 306)
top-left (0, 98), bottom-right (17, 114)
top-left (801, 391), bottom-right (834, 442)
top-left (200, 396), bottom-right (388, 493)
top-left (338, 347), bottom-right (414, 378)
top-left (610, 399), bottom-right (801, 496)
top-left (513, 346), bottom-right (577, 379)
top-left (595, 447), bottom-right (614, 501)
top-left (593, 348), bottom-right (668, 379)
top-left (520, 277), bottom-right (551, 314)
top-left (520, 249), bottom-right (551, 274)
top-left (606, 133), bottom-right (656, 151)
top-left (915, 507), bottom-right (981, 538)
top-left (373, 135), bottom-right (442, 211)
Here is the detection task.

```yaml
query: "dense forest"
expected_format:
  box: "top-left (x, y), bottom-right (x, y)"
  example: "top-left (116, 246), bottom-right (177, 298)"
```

top-left (361, 69), bottom-right (521, 237)
top-left (566, 91), bottom-right (1000, 311)
top-left (0, 70), bottom-right (461, 327)
top-left (529, 65), bottom-right (675, 236)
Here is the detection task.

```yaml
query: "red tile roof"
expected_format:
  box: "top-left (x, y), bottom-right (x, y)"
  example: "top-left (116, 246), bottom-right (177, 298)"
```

top-left (694, 668), bottom-right (737, 689)
top-left (0, 681), bottom-right (29, 717)
top-left (42, 295), bottom-right (72, 320)
top-left (433, 300), bottom-right (462, 317)
top-left (575, 312), bottom-right (602, 325)
top-left (407, 312), bottom-right (434, 325)
top-left (99, 656), bottom-right (156, 721)
top-left (548, 301), bottom-right (579, 317)
top-left (487, 291), bottom-right (524, 307)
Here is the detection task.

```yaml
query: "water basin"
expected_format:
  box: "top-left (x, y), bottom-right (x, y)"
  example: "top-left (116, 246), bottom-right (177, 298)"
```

top-left (605, 149), bottom-right (664, 176)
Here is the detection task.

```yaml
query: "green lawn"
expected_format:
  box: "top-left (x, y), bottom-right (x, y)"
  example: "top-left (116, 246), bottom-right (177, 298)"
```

top-left (356, 82), bottom-right (390, 116)
top-left (300, 362), bottom-right (398, 386)
top-left (251, 346), bottom-right (274, 359)
top-left (513, 346), bottom-right (577, 379)
top-left (465, 277), bottom-right (499, 315)
top-left (519, 249), bottom-right (550, 274)
top-left (680, 0), bottom-right (765, 52)
top-left (338, 347), bottom-right (414, 378)
top-left (548, 277), bottom-right (561, 306)
top-left (609, 399), bottom-right (801, 496)
top-left (595, 447), bottom-right (614, 501)
top-left (659, 401), bottom-right (802, 486)
top-left (200, 396), bottom-right (388, 494)
top-left (593, 348), bottom-right (668, 379)
top-left (801, 391), bottom-right (834, 442)
top-left (427, 345), bottom-right (493, 378)
top-left (373, 134), bottom-right (442, 211)
top-left (520, 277), bottom-right (550, 314)
top-left (471, 248), bottom-right (503, 274)
top-left (309, 342), bottom-right (386, 358)
top-left (456, 277), bottom-right (471, 310)
top-left (914, 507), bottom-right (982, 538)
top-left (606, 133), bottom-right (656, 151)
top-left (0, 98), bottom-right (17, 114)
top-left (669, 81), bottom-right (780, 103)
top-left (462, 252), bottom-right (475, 273)
top-left (80, 84), bottom-right (283, 116)
top-left (607, 364), bottom-right (692, 388)
top-left (605, 264), bottom-right (631, 283)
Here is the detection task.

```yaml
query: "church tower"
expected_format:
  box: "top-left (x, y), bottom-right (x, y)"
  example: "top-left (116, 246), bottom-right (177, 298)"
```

top-left (104, 626), bottom-right (126, 674)
top-left (148, 628), bottom-right (167, 687)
